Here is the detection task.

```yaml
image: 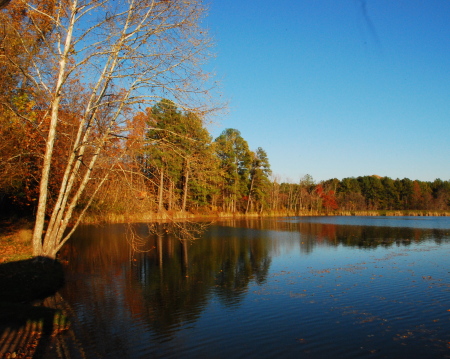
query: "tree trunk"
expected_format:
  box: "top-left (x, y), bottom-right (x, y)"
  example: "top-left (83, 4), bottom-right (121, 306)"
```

top-left (168, 180), bottom-right (174, 211)
top-left (32, 96), bottom-right (61, 256)
top-left (181, 158), bottom-right (190, 212)
top-left (158, 167), bottom-right (164, 213)
top-left (32, 1), bottom-right (78, 257)
top-left (246, 176), bottom-right (254, 214)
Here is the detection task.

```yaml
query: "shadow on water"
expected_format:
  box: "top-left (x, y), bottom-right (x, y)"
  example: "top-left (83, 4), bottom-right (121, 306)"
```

top-left (0, 256), bottom-right (67, 358)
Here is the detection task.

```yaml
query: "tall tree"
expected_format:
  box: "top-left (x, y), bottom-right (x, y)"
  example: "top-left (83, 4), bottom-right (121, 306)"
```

top-left (180, 112), bottom-right (219, 211)
top-left (145, 100), bottom-right (184, 212)
top-left (246, 147), bottom-right (272, 213)
top-left (1, 0), bottom-right (215, 258)
top-left (214, 129), bottom-right (251, 212)
top-left (143, 99), bottom-right (215, 212)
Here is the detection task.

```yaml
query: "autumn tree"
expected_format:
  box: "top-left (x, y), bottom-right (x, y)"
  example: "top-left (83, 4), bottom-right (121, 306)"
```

top-left (0, 1), bottom-right (60, 213)
top-left (1, 0), bottom-right (215, 258)
top-left (297, 174), bottom-right (316, 212)
top-left (315, 184), bottom-right (338, 212)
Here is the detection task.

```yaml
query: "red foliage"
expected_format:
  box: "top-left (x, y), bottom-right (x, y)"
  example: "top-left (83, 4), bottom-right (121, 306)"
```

top-left (316, 184), bottom-right (339, 211)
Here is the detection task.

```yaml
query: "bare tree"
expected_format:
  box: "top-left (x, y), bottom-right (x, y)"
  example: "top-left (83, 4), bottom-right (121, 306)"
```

top-left (2, 0), bottom-right (215, 258)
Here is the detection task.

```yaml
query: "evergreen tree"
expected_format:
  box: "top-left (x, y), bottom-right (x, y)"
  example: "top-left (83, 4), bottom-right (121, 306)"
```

top-left (381, 177), bottom-right (400, 210)
top-left (246, 147), bottom-right (272, 213)
top-left (214, 129), bottom-right (252, 212)
top-left (144, 100), bottom-right (216, 212)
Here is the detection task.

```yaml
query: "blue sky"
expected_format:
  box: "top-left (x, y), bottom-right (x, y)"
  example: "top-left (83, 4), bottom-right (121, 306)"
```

top-left (204, 0), bottom-right (450, 183)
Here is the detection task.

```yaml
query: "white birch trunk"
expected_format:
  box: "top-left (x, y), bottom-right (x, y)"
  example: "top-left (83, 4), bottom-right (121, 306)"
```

top-left (10, 0), bottom-right (217, 258)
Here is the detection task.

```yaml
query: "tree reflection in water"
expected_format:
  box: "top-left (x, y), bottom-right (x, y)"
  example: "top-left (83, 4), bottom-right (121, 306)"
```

top-left (57, 217), bottom-right (450, 358)
top-left (60, 220), bottom-right (272, 341)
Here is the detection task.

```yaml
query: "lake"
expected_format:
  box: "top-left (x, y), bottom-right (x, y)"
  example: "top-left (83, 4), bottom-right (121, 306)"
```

top-left (51, 216), bottom-right (450, 358)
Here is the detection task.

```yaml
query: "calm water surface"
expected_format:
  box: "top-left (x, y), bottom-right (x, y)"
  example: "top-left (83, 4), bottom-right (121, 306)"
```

top-left (53, 216), bottom-right (450, 358)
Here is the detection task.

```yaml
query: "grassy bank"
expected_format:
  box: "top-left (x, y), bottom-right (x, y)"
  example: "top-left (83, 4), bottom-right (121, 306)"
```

top-left (80, 209), bottom-right (450, 224)
top-left (0, 220), bottom-right (33, 263)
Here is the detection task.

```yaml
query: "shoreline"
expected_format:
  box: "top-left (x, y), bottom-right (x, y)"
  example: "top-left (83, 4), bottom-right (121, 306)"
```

top-left (2, 210), bottom-right (449, 262)
top-left (80, 209), bottom-right (450, 224)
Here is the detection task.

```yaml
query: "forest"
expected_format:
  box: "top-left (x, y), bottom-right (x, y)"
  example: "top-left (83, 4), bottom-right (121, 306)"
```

top-left (2, 95), bottom-right (450, 219)
top-left (0, 1), bottom-right (449, 258)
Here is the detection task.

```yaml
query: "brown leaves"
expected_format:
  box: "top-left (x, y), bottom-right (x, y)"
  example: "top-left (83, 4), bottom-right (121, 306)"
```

top-left (0, 237), bottom-right (32, 264)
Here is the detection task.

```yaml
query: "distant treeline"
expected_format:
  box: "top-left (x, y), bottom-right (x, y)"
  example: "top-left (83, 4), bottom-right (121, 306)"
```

top-left (275, 175), bottom-right (450, 213)
top-left (1, 99), bottom-right (449, 219)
